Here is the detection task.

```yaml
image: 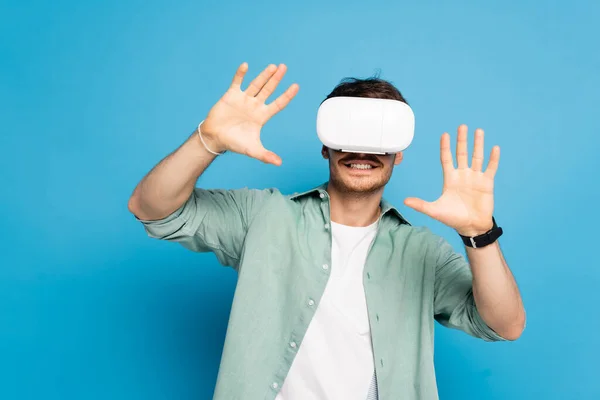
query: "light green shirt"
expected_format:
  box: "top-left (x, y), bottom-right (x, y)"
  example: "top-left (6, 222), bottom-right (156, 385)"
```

top-left (137, 182), bottom-right (506, 400)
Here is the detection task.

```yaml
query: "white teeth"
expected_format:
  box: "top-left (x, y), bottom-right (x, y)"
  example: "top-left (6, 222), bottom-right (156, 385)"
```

top-left (349, 164), bottom-right (373, 170)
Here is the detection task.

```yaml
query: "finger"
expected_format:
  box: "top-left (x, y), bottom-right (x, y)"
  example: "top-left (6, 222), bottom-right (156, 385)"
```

top-left (456, 124), bottom-right (469, 169)
top-left (404, 197), bottom-right (436, 218)
top-left (471, 128), bottom-right (485, 172)
top-left (440, 132), bottom-right (454, 173)
top-left (266, 83), bottom-right (300, 118)
top-left (230, 62), bottom-right (249, 89)
top-left (244, 64), bottom-right (277, 97)
top-left (246, 144), bottom-right (282, 166)
top-left (256, 64), bottom-right (287, 102)
top-left (484, 145), bottom-right (500, 179)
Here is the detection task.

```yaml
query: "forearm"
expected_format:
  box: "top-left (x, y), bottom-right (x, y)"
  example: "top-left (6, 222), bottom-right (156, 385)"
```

top-left (128, 126), bottom-right (219, 220)
top-left (466, 241), bottom-right (526, 340)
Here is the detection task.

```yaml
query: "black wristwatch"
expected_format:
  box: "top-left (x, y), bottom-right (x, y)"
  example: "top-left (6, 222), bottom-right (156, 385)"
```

top-left (459, 217), bottom-right (503, 248)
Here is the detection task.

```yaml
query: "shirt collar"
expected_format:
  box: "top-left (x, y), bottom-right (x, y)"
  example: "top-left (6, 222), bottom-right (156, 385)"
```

top-left (290, 182), bottom-right (411, 226)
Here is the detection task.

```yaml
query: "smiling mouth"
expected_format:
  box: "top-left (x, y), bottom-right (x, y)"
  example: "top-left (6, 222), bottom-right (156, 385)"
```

top-left (342, 161), bottom-right (379, 171)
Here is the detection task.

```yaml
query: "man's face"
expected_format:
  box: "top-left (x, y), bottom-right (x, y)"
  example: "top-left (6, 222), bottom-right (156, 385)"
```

top-left (323, 146), bottom-right (403, 194)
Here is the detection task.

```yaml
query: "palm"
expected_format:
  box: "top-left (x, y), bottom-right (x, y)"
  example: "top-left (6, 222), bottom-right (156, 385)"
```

top-left (202, 63), bottom-right (299, 165)
top-left (404, 125), bottom-right (500, 236)
top-left (208, 90), bottom-right (265, 154)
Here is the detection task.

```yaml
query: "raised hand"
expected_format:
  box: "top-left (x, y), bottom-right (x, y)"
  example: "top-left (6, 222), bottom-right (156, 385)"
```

top-left (404, 124), bottom-right (500, 237)
top-left (199, 63), bottom-right (299, 166)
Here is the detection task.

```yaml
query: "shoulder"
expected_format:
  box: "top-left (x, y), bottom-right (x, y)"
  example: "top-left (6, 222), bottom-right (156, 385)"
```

top-left (394, 224), bottom-right (448, 259)
top-left (408, 225), bottom-right (454, 251)
top-left (386, 220), bottom-right (436, 241)
top-left (193, 186), bottom-right (283, 201)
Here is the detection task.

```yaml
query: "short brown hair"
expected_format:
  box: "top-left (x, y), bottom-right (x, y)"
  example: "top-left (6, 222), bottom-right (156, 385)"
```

top-left (323, 75), bottom-right (408, 104)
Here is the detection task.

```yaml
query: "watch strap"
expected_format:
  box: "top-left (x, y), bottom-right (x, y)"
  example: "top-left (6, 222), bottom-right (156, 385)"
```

top-left (460, 217), bottom-right (503, 248)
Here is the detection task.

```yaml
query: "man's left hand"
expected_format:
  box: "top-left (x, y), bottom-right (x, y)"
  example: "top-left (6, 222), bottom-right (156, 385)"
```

top-left (404, 124), bottom-right (500, 237)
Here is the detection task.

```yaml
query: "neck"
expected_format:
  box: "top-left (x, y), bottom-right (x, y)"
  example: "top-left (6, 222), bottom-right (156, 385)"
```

top-left (326, 182), bottom-right (383, 227)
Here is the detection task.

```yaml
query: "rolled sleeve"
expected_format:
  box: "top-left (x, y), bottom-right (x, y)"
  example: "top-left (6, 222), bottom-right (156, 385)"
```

top-left (137, 192), bottom-right (199, 241)
top-left (136, 187), bottom-right (276, 269)
top-left (429, 232), bottom-right (508, 342)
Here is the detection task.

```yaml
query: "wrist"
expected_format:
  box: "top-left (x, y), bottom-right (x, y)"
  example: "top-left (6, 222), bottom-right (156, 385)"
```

top-left (458, 217), bottom-right (502, 248)
top-left (457, 221), bottom-right (494, 237)
top-left (457, 228), bottom-right (489, 237)
top-left (197, 121), bottom-right (227, 155)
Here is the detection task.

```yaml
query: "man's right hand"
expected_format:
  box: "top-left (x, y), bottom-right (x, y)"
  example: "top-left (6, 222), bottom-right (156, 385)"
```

top-left (199, 63), bottom-right (299, 166)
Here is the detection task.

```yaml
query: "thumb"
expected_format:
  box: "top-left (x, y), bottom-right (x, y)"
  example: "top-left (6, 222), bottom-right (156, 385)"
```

top-left (263, 150), bottom-right (282, 166)
top-left (404, 197), bottom-right (434, 216)
top-left (247, 145), bottom-right (282, 166)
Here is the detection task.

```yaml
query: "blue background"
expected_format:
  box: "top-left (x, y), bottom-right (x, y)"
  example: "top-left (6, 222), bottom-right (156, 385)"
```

top-left (1, 0), bottom-right (599, 398)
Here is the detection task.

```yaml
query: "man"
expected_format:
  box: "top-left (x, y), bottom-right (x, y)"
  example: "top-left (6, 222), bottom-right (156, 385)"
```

top-left (128, 62), bottom-right (526, 400)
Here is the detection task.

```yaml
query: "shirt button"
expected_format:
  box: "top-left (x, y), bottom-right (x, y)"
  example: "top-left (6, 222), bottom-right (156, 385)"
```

top-left (319, 193), bottom-right (325, 199)
top-left (271, 382), bottom-right (279, 389)
top-left (322, 263), bottom-right (329, 270)
top-left (290, 341), bottom-right (297, 348)
top-left (308, 299), bottom-right (315, 306)
top-left (324, 223), bottom-right (330, 230)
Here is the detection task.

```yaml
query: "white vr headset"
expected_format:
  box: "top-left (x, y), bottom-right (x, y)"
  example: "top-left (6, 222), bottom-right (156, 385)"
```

top-left (316, 96), bottom-right (415, 154)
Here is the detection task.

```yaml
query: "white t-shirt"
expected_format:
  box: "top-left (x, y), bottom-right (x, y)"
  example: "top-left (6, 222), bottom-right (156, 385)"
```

top-left (276, 219), bottom-right (378, 400)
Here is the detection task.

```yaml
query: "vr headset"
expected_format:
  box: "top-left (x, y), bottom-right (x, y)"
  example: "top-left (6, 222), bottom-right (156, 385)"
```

top-left (316, 97), bottom-right (415, 155)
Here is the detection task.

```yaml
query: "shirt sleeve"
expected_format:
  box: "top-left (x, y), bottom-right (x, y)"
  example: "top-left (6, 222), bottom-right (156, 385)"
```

top-left (135, 187), bottom-right (276, 269)
top-left (429, 230), bottom-right (508, 342)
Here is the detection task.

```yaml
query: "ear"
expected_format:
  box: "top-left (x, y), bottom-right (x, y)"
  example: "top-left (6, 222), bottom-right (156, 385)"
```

top-left (394, 152), bottom-right (403, 166)
top-left (321, 145), bottom-right (329, 159)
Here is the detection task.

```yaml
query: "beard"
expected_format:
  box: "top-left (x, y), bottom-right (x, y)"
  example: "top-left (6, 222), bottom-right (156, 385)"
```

top-left (328, 159), bottom-right (394, 195)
